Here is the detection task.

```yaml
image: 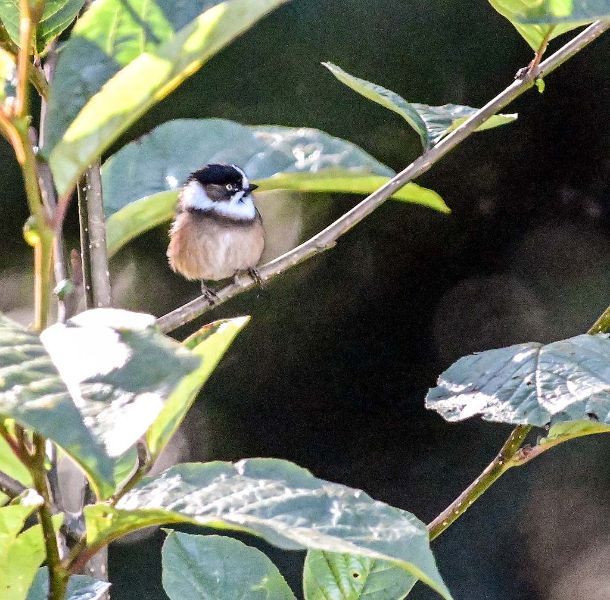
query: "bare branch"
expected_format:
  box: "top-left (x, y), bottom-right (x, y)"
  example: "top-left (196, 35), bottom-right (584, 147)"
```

top-left (157, 20), bottom-right (610, 334)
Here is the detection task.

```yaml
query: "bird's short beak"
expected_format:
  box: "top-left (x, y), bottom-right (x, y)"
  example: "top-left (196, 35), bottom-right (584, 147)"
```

top-left (247, 183), bottom-right (259, 194)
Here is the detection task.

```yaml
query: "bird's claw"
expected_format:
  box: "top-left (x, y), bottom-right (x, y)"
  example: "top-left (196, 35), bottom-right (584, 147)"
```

top-left (200, 282), bottom-right (219, 304)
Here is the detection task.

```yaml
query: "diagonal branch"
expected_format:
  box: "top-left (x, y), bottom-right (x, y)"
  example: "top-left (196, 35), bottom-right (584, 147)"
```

top-left (157, 20), bottom-right (610, 334)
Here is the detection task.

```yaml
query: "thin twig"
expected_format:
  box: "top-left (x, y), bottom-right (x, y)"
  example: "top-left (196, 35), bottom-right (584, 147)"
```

top-left (30, 434), bottom-right (67, 600)
top-left (428, 425), bottom-right (531, 540)
top-left (0, 470), bottom-right (27, 498)
top-left (157, 20), bottom-right (610, 334)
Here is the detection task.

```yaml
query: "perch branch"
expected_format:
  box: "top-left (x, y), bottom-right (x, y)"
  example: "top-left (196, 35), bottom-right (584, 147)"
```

top-left (157, 20), bottom-right (610, 334)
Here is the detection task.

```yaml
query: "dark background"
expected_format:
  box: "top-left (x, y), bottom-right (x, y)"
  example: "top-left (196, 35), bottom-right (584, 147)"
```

top-left (2, 1), bottom-right (610, 599)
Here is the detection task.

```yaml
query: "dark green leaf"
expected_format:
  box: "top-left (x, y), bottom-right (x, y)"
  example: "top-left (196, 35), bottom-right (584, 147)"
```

top-left (146, 317), bottom-right (249, 461)
top-left (42, 0), bottom-right (288, 195)
top-left (488, 1), bottom-right (590, 50)
top-left (85, 459), bottom-right (452, 599)
top-left (426, 333), bottom-right (610, 428)
top-left (103, 119), bottom-right (448, 257)
top-left (304, 551), bottom-right (416, 600)
top-left (0, 0), bottom-right (86, 54)
top-left (0, 313), bottom-right (114, 498)
top-left (27, 568), bottom-right (110, 600)
top-left (323, 63), bottom-right (517, 149)
top-left (162, 532), bottom-right (296, 600)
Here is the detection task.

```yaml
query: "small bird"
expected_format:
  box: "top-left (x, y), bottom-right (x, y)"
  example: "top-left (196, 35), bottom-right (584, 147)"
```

top-left (167, 163), bottom-right (264, 300)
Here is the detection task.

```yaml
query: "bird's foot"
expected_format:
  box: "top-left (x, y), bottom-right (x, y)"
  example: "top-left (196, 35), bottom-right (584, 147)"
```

top-left (200, 282), bottom-right (219, 304)
top-left (234, 267), bottom-right (263, 287)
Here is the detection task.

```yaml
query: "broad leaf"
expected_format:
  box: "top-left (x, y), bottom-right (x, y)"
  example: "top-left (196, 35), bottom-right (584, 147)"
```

top-left (0, 313), bottom-right (115, 498)
top-left (304, 551), bottom-right (416, 600)
top-left (0, 495), bottom-right (42, 547)
top-left (103, 119), bottom-right (448, 257)
top-left (323, 63), bottom-right (517, 149)
top-left (42, 0), bottom-right (288, 196)
top-left (27, 569), bottom-right (110, 600)
top-left (426, 333), bottom-right (610, 428)
top-left (40, 309), bottom-right (200, 459)
top-left (488, 1), bottom-right (591, 51)
top-left (0, 0), bottom-right (86, 54)
top-left (162, 531), bottom-right (296, 600)
top-left (85, 459), bottom-right (452, 600)
top-left (0, 432), bottom-right (33, 491)
top-left (1, 515), bottom-right (63, 600)
top-left (146, 317), bottom-right (249, 461)
top-left (500, 0), bottom-right (610, 23)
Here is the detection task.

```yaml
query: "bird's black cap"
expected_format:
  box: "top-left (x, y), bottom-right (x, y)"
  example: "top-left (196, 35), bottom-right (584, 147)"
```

top-left (187, 163), bottom-right (246, 188)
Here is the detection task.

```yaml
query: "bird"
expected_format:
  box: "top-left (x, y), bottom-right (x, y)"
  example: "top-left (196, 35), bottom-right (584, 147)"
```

top-left (167, 163), bottom-right (264, 301)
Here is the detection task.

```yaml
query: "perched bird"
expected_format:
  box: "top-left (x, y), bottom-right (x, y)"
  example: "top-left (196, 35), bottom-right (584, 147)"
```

top-left (167, 163), bottom-right (264, 300)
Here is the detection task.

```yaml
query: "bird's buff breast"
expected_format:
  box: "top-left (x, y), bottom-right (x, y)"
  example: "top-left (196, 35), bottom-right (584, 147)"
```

top-left (167, 212), bottom-right (265, 281)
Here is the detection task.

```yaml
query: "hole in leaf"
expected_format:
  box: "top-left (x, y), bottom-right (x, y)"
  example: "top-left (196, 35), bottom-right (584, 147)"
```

top-left (352, 572), bottom-right (360, 579)
top-left (587, 412), bottom-right (600, 422)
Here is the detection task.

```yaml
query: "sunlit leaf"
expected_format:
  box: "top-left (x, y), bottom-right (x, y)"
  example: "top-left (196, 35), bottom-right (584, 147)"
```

top-left (426, 333), bottom-right (610, 429)
top-left (0, 47), bottom-right (15, 104)
top-left (488, 0), bottom-right (591, 50)
top-left (1, 515), bottom-right (63, 600)
top-left (304, 551), bottom-right (417, 600)
top-left (27, 568), bottom-right (110, 600)
top-left (499, 0), bottom-right (610, 22)
top-left (146, 317), bottom-right (249, 461)
top-left (323, 63), bottom-right (517, 149)
top-left (162, 532), bottom-right (296, 600)
top-left (0, 313), bottom-right (115, 498)
top-left (103, 119), bottom-right (448, 257)
top-left (85, 459), bottom-right (452, 600)
top-left (0, 431), bottom-right (32, 492)
top-left (42, 0), bottom-right (288, 196)
top-left (0, 0), bottom-right (86, 54)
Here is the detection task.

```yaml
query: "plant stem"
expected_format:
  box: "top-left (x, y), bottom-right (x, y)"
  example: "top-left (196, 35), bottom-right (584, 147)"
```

top-left (157, 20), bottom-right (610, 334)
top-left (30, 434), bottom-right (67, 600)
top-left (427, 425), bottom-right (531, 540)
top-left (78, 163), bottom-right (112, 309)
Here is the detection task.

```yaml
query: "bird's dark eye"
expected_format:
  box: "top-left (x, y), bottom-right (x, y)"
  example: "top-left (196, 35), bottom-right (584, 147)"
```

top-left (226, 184), bottom-right (234, 191)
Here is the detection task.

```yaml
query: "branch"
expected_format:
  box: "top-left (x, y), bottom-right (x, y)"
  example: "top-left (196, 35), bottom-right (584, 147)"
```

top-left (0, 470), bottom-right (27, 498)
top-left (157, 20), bottom-right (610, 333)
top-left (78, 162), bottom-right (112, 309)
top-left (427, 425), bottom-right (531, 540)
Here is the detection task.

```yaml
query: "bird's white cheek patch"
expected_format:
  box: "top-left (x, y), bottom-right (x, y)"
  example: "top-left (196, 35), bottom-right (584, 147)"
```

top-left (181, 180), bottom-right (214, 211)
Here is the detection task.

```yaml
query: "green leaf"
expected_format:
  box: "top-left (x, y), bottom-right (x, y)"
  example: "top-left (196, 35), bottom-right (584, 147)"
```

top-left (0, 495), bottom-right (42, 548)
top-left (323, 63), bottom-right (517, 150)
top-left (40, 309), bottom-right (201, 460)
top-left (103, 119), bottom-right (448, 257)
top-left (0, 429), bottom-right (33, 491)
top-left (426, 333), bottom-right (610, 429)
top-left (0, 47), bottom-right (15, 104)
top-left (488, 0), bottom-right (591, 51)
top-left (27, 569), bottom-right (110, 600)
top-left (162, 532), bottom-right (296, 600)
top-left (42, 0), bottom-right (288, 196)
top-left (146, 317), bottom-right (249, 461)
top-left (304, 551), bottom-right (417, 600)
top-left (1, 515), bottom-right (63, 600)
top-left (0, 313), bottom-right (115, 499)
top-left (499, 0), bottom-right (610, 23)
top-left (85, 459), bottom-right (452, 600)
top-left (0, 0), bottom-right (86, 54)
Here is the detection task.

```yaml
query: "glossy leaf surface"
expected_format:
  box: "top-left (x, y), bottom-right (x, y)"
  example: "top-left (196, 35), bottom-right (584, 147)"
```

top-left (426, 333), bottom-right (610, 428)
top-left (103, 119), bottom-right (448, 257)
top-left (304, 551), bottom-right (416, 600)
top-left (162, 532), bottom-right (296, 600)
top-left (42, 0), bottom-right (287, 195)
top-left (85, 459), bottom-right (452, 599)
top-left (323, 63), bottom-right (517, 149)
